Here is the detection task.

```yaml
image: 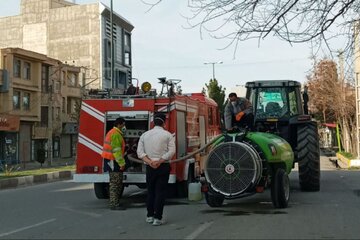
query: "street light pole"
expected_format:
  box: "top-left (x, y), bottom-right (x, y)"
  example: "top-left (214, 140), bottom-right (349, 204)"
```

top-left (204, 61), bottom-right (223, 80)
top-left (110, 0), bottom-right (114, 89)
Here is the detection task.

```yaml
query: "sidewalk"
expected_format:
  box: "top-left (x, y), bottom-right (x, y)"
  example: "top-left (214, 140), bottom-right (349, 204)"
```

top-left (16, 157), bottom-right (75, 171)
top-left (0, 157), bottom-right (76, 190)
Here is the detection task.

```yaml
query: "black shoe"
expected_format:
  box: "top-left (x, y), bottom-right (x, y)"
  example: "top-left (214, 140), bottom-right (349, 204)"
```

top-left (110, 205), bottom-right (126, 210)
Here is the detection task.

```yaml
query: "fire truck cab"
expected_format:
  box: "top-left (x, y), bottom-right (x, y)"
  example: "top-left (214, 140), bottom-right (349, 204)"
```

top-left (74, 81), bottom-right (222, 199)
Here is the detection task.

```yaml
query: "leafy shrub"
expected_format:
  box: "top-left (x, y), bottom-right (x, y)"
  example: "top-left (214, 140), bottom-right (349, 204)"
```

top-left (337, 151), bottom-right (354, 159)
top-left (0, 164), bottom-right (21, 176)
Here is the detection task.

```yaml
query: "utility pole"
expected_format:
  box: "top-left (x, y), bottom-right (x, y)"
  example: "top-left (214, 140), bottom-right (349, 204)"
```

top-left (338, 50), bottom-right (350, 151)
top-left (204, 61), bottom-right (223, 80)
top-left (354, 21), bottom-right (360, 160)
top-left (110, 0), bottom-right (115, 89)
top-left (48, 75), bottom-right (53, 166)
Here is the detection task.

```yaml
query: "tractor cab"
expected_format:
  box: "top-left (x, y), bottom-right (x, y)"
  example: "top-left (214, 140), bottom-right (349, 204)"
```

top-left (245, 80), bottom-right (320, 191)
top-left (246, 80), bottom-right (304, 119)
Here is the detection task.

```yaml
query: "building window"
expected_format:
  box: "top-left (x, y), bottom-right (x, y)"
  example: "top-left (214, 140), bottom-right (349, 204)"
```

top-left (67, 98), bottom-right (73, 114)
top-left (105, 61), bottom-right (111, 79)
top-left (41, 106), bottom-right (49, 127)
top-left (106, 40), bottom-right (111, 59)
top-left (53, 137), bottom-right (60, 158)
top-left (13, 91), bottom-right (20, 110)
top-left (125, 33), bottom-right (131, 47)
top-left (55, 107), bottom-right (60, 120)
top-left (41, 65), bottom-right (49, 92)
top-left (55, 81), bottom-right (60, 93)
top-left (125, 52), bottom-right (130, 66)
top-left (67, 98), bottom-right (80, 115)
top-left (62, 97), bottom-right (66, 113)
top-left (82, 73), bottom-right (86, 87)
top-left (61, 70), bottom-right (66, 84)
top-left (23, 92), bottom-right (30, 111)
top-left (68, 72), bottom-right (77, 87)
top-left (23, 62), bottom-right (31, 80)
top-left (13, 59), bottom-right (21, 78)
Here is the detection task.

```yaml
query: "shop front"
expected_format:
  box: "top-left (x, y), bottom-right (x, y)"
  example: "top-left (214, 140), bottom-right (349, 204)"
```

top-left (61, 122), bottom-right (78, 158)
top-left (0, 115), bottom-right (20, 165)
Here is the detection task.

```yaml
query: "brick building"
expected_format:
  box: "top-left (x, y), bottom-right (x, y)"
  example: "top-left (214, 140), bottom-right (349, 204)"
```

top-left (0, 0), bottom-right (134, 91)
top-left (0, 47), bottom-right (82, 165)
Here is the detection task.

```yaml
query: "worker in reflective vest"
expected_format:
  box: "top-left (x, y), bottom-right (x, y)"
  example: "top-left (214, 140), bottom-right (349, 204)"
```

top-left (101, 117), bottom-right (126, 210)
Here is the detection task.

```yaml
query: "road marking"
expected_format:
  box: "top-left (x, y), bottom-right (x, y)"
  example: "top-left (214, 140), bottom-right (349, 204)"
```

top-left (128, 190), bottom-right (147, 197)
top-left (184, 221), bottom-right (213, 240)
top-left (57, 206), bottom-right (102, 218)
top-left (0, 218), bottom-right (56, 238)
top-left (52, 183), bottom-right (93, 192)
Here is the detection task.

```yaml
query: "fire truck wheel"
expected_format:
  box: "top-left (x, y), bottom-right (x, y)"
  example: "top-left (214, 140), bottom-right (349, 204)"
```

top-left (136, 184), bottom-right (147, 189)
top-left (94, 183), bottom-right (110, 199)
top-left (177, 163), bottom-right (195, 198)
top-left (166, 184), bottom-right (178, 198)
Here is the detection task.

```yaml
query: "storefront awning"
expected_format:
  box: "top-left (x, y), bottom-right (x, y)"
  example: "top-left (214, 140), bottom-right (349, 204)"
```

top-left (322, 123), bottom-right (337, 128)
top-left (0, 114), bottom-right (20, 131)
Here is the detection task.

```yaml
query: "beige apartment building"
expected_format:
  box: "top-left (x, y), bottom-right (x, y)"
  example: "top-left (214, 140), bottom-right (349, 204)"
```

top-left (0, 47), bottom-right (82, 165)
top-left (0, 0), bottom-right (134, 92)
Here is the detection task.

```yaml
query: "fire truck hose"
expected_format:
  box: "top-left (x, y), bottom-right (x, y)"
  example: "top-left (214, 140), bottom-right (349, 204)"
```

top-left (127, 134), bottom-right (223, 164)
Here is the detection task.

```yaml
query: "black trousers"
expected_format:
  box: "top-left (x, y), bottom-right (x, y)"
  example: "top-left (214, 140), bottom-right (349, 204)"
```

top-left (146, 163), bottom-right (170, 220)
top-left (234, 113), bottom-right (254, 130)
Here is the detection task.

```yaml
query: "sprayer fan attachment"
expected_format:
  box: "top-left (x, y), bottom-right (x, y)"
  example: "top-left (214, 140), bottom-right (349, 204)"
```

top-left (205, 142), bottom-right (262, 196)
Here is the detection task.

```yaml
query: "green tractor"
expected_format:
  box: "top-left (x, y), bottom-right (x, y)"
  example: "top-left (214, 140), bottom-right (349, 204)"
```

top-left (204, 80), bottom-right (320, 208)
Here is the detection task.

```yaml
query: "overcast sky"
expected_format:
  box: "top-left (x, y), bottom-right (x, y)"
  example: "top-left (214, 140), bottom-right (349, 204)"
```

top-left (0, 0), bottom-right (324, 95)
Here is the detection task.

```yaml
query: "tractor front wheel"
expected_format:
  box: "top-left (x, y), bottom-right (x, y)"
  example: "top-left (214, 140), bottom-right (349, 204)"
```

top-left (205, 188), bottom-right (225, 207)
top-left (271, 168), bottom-right (290, 208)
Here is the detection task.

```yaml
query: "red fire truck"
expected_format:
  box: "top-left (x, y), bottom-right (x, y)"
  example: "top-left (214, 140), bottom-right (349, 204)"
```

top-left (74, 80), bottom-right (222, 198)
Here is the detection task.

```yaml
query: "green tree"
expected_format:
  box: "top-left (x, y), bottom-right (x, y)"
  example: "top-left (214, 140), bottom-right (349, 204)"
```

top-left (205, 79), bottom-right (226, 125)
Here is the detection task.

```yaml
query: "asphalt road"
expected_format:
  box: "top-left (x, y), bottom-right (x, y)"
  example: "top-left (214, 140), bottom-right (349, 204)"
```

top-left (0, 157), bottom-right (359, 239)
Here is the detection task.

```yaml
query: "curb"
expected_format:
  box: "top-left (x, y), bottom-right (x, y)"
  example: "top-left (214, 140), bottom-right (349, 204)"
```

top-left (335, 153), bottom-right (360, 168)
top-left (0, 170), bottom-right (75, 190)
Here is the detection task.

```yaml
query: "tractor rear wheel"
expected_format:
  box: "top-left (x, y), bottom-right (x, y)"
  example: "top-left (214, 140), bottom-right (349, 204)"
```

top-left (297, 122), bottom-right (320, 191)
top-left (271, 168), bottom-right (290, 208)
top-left (205, 188), bottom-right (225, 207)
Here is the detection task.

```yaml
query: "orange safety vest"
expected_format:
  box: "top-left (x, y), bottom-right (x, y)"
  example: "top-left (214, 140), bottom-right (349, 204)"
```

top-left (101, 127), bottom-right (125, 160)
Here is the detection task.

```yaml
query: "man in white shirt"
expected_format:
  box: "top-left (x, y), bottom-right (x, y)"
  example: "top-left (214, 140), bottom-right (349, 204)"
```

top-left (137, 113), bottom-right (176, 226)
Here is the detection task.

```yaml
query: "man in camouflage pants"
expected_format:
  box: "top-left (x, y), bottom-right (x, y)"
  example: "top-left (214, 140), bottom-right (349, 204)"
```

top-left (102, 117), bottom-right (127, 210)
top-left (109, 171), bottom-right (123, 208)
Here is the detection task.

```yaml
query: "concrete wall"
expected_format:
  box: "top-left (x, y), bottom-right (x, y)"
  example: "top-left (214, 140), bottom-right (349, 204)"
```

top-left (0, 0), bottom-right (133, 90)
top-left (0, 16), bottom-right (23, 49)
top-left (48, 3), bottom-right (101, 89)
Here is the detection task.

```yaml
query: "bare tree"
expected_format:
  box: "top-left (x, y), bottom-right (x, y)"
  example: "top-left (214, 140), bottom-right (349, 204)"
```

top-left (307, 59), bottom-right (356, 154)
top-left (143, 0), bottom-right (358, 57)
top-left (308, 59), bottom-right (338, 122)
